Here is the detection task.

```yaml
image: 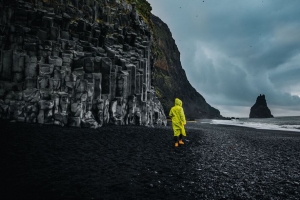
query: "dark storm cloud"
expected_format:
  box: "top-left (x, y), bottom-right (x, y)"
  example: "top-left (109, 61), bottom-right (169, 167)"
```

top-left (148, 0), bottom-right (300, 117)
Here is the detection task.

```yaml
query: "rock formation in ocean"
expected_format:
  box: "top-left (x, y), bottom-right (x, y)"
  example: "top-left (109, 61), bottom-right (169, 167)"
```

top-left (150, 14), bottom-right (222, 119)
top-left (249, 94), bottom-right (274, 118)
top-left (0, 0), bottom-right (168, 128)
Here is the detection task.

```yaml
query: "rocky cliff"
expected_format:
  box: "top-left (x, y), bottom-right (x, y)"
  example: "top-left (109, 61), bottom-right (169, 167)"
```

top-left (150, 15), bottom-right (222, 119)
top-left (0, 0), bottom-right (222, 130)
top-left (0, 0), bottom-right (168, 127)
top-left (249, 94), bottom-right (274, 118)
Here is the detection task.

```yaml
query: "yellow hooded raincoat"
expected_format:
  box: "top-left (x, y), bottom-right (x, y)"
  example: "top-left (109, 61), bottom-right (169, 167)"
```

top-left (169, 98), bottom-right (186, 136)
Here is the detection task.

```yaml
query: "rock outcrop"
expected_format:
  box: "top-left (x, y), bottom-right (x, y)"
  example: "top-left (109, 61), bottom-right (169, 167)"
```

top-left (0, 0), bottom-right (167, 128)
top-left (151, 15), bottom-right (222, 119)
top-left (249, 94), bottom-right (274, 118)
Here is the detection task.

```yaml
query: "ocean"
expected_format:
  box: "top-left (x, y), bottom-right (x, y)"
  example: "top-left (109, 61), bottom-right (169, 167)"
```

top-left (198, 116), bottom-right (300, 132)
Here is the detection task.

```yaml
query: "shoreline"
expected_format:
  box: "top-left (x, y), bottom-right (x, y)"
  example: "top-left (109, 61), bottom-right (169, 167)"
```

top-left (195, 117), bottom-right (300, 133)
top-left (206, 123), bottom-right (300, 134)
top-left (1, 120), bottom-right (299, 199)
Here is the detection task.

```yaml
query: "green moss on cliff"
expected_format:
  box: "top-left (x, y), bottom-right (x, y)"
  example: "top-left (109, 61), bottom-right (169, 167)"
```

top-left (126, 0), bottom-right (152, 26)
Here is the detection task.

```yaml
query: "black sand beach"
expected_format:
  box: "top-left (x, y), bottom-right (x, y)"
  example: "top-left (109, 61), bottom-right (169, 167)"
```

top-left (1, 120), bottom-right (300, 200)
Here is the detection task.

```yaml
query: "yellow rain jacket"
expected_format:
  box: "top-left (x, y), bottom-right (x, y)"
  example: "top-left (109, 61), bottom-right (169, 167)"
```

top-left (169, 98), bottom-right (186, 136)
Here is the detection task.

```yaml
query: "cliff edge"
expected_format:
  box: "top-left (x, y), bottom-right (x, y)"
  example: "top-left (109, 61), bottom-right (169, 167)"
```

top-left (151, 14), bottom-right (222, 119)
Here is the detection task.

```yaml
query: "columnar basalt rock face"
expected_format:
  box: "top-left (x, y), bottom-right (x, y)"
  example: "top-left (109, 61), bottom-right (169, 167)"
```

top-left (249, 94), bottom-right (274, 118)
top-left (0, 0), bottom-right (167, 128)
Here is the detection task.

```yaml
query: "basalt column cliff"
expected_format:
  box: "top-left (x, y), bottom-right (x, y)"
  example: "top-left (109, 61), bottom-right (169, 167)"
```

top-left (0, 0), bottom-right (167, 128)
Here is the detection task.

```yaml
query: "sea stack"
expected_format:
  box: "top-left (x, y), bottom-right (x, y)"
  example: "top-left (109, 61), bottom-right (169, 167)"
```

top-left (249, 94), bottom-right (274, 118)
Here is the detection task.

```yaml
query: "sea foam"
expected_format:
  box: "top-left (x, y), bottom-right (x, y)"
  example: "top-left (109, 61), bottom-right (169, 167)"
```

top-left (200, 117), bottom-right (300, 132)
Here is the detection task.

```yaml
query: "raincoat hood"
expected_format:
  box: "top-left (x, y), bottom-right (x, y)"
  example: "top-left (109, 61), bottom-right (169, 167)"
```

top-left (175, 98), bottom-right (182, 107)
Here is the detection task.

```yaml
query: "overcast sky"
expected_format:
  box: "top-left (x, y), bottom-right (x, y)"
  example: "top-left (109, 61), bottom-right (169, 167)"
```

top-left (147, 0), bottom-right (300, 118)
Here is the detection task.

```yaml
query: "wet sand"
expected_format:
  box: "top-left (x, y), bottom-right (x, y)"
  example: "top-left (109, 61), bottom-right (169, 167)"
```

top-left (1, 120), bottom-right (300, 199)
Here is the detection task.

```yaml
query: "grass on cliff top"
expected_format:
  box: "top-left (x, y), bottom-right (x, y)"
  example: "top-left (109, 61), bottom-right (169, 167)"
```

top-left (126, 0), bottom-right (153, 26)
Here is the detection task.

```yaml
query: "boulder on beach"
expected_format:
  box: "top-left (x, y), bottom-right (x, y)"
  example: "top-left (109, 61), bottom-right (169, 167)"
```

top-left (249, 94), bottom-right (274, 118)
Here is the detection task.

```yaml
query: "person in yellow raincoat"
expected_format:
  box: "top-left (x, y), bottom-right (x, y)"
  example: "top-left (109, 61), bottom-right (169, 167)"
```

top-left (169, 98), bottom-right (186, 147)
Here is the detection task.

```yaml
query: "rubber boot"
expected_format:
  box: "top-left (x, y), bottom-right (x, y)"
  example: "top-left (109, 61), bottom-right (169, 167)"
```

top-left (179, 139), bottom-right (184, 145)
